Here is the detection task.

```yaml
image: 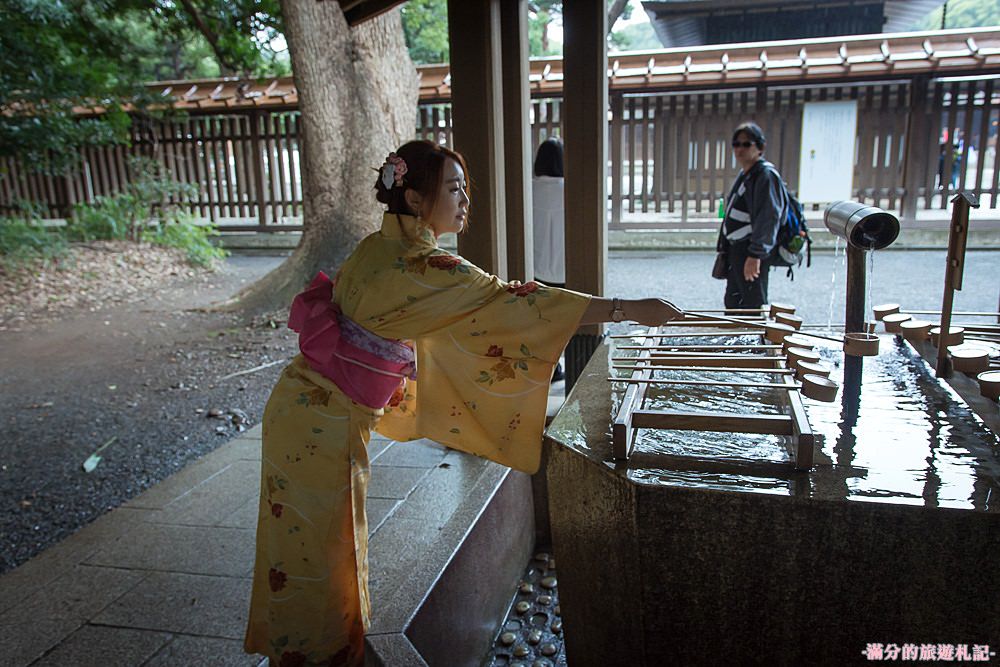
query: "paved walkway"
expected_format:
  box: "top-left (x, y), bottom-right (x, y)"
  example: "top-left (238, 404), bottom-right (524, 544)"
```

top-left (0, 383), bottom-right (567, 667)
top-left (0, 426), bottom-right (460, 667)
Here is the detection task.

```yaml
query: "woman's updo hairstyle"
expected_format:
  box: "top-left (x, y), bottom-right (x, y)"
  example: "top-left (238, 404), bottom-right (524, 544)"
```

top-left (374, 140), bottom-right (470, 219)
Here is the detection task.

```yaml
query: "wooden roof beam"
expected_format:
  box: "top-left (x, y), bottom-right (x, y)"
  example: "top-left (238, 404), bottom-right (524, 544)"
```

top-left (339, 0), bottom-right (406, 26)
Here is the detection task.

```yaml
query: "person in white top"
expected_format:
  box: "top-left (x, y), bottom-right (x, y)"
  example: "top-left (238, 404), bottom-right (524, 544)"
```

top-left (532, 137), bottom-right (565, 288)
top-left (532, 137), bottom-right (566, 381)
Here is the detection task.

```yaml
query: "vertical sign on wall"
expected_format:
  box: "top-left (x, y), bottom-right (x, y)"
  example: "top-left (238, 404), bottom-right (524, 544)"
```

top-left (798, 100), bottom-right (858, 204)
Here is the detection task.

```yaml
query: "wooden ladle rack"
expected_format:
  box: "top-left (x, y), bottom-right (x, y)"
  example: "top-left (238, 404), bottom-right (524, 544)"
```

top-left (610, 324), bottom-right (817, 471)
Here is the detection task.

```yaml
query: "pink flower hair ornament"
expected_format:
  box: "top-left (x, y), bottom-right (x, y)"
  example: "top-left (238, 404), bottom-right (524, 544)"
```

top-left (380, 152), bottom-right (408, 190)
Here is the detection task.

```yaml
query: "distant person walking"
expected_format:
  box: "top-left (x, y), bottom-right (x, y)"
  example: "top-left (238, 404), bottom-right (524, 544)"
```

top-left (532, 137), bottom-right (565, 288)
top-left (717, 122), bottom-right (787, 311)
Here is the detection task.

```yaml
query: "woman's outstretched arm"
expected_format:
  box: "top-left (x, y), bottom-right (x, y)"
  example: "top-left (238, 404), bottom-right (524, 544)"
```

top-left (579, 297), bottom-right (683, 326)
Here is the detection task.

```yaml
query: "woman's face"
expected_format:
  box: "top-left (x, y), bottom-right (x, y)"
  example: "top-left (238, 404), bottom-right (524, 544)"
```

top-left (423, 158), bottom-right (469, 237)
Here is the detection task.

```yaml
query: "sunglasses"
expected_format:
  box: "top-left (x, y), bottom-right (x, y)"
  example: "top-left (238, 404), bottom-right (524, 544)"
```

top-left (732, 141), bottom-right (755, 148)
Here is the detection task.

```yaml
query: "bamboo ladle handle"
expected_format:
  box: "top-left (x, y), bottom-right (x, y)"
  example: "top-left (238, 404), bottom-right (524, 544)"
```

top-left (673, 307), bottom-right (845, 345)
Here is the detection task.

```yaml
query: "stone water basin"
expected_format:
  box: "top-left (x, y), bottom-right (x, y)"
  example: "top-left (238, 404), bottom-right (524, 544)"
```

top-left (543, 331), bottom-right (1000, 666)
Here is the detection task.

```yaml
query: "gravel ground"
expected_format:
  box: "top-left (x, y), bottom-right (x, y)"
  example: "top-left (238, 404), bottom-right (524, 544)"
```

top-left (0, 249), bottom-right (292, 573)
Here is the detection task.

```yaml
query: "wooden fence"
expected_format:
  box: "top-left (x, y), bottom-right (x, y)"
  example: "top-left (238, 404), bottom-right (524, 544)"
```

top-left (0, 111), bottom-right (304, 231)
top-left (2, 76), bottom-right (998, 230)
top-left (606, 76), bottom-right (999, 228)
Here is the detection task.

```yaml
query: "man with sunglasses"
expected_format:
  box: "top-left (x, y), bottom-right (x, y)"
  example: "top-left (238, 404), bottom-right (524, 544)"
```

top-left (717, 122), bottom-right (788, 312)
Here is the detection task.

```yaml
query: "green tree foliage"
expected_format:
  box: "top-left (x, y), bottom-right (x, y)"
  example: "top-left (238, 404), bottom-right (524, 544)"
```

top-left (609, 21), bottom-right (661, 52)
top-left (402, 0), bottom-right (449, 65)
top-left (400, 0), bottom-right (642, 64)
top-left (1, 0), bottom-right (287, 175)
top-left (147, 0), bottom-right (286, 76)
top-left (0, 0), bottom-right (147, 173)
top-left (914, 0), bottom-right (1000, 30)
top-left (119, 13), bottom-right (226, 81)
top-left (529, 1), bottom-right (563, 57)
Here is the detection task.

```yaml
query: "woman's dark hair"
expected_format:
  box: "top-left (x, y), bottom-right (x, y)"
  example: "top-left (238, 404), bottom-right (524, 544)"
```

top-left (374, 140), bottom-right (470, 218)
top-left (533, 137), bottom-right (564, 177)
top-left (733, 122), bottom-right (766, 150)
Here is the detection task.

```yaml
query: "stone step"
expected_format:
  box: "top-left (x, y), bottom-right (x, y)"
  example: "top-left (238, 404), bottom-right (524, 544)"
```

top-left (364, 437), bottom-right (536, 667)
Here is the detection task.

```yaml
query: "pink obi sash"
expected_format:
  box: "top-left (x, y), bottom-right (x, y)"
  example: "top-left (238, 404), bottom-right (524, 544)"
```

top-left (288, 272), bottom-right (417, 409)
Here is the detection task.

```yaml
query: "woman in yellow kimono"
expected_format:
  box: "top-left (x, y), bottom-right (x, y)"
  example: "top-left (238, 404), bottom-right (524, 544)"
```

top-left (244, 140), bottom-right (682, 666)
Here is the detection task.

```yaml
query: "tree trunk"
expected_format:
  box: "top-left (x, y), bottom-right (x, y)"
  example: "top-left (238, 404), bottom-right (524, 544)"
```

top-left (226, 1), bottom-right (417, 313)
top-left (607, 0), bottom-right (630, 33)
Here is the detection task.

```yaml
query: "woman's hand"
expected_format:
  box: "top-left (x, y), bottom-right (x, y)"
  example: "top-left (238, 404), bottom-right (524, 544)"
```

top-left (580, 297), bottom-right (683, 325)
top-left (626, 298), bottom-right (683, 325)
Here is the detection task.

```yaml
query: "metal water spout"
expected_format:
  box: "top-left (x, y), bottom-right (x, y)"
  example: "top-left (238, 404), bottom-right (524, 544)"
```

top-left (824, 201), bottom-right (900, 333)
top-left (823, 201), bottom-right (900, 424)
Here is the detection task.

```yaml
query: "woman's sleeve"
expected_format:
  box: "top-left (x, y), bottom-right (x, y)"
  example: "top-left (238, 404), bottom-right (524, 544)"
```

top-left (372, 248), bottom-right (590, 473)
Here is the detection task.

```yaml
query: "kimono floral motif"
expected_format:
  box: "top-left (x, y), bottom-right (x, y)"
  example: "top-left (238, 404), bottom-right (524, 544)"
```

top-left (266, 475), bottom-right (288, 499)
top-left (393, 256), bottom-right (430, 274)
top-left (504, 281), bottom-right (551, 320)
top-left (387, 383), bottom-right (405, 407)
top-left (296, 387), bottom-right (331, 407)
top-left (269, 568), bottom-right (288, 592)
top-left (477, 343), bottom-right (537, 385)
top-left (500, 412), bottom-right (523, 442)
top-left (427, 254), bottom-right (462, 270)
top-left (393, 252), bottom-right (471, 276)
top-left (506, 281), bottom-right (540, 297)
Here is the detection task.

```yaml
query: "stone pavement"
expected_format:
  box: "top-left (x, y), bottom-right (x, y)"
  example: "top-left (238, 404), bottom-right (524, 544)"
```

top-left (0, 387), bottom-right (567, 667)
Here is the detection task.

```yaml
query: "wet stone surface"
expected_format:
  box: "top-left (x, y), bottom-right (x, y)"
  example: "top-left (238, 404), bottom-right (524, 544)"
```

top-left (485, 550), bottom-right (566, 667)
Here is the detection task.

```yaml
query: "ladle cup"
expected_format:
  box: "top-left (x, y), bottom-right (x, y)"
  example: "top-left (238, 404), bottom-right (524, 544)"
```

top-left (930, 326), bottom-right (965, 348)
top-left (900, 319), bottom-right (933, 342)
top-left (769, 303), bottom-right (796, 318)
top-left (786, 346), bottom-right (821, 369)
top-left (978, 370), bottom-right (1000, 401)
top-left (950, 345), bottom-right (990, 375)
top-left (774, 312), bottom-right (803, 330)
top-left (796, 360), bottom-right (831, 380)
top-left (882, 313), bottom-right (911, 333)
top-left (873, 303), bottom-right (900, 320)
top-left (800, 374), bottom-right (839, 402)
top-left (843, 332), bottom-right (879, 357)
top-left (781, 334), bottom-right (815, 351)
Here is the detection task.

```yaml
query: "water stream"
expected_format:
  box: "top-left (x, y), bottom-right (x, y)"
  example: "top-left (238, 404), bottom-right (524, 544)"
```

top-left (826, 236), bottom-right (843, 330)
top-left (865, 246), bottom-right (875, 331)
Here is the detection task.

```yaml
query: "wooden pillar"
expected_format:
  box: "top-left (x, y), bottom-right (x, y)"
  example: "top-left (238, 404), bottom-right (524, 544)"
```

top-left (562, 2), bottom-right (607, 313)
top-left (899, 76), bottom-right (929, 222)
top-left (500, 0), bottom-right (533, 281)
top-left (610, 93), bottom-right (624, 227)
top-left (448, 0), bottom-right (507, 278)
top-left (249, 111), bottom-right (268, 228)
top-left (562, 2), bottom-right (608, 391)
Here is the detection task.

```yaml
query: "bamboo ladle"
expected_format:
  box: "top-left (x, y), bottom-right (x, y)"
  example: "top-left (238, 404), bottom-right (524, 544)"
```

top-left (676, 309), bottom-right (849, 347)
top-left (607, 375), bottom-right (839, 402)
top-left (678, 307), bottom-right (882, 357)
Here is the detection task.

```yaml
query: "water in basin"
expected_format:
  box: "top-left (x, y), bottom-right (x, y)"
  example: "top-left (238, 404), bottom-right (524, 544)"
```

top-left (611, 331), bottom-right (1000, 511)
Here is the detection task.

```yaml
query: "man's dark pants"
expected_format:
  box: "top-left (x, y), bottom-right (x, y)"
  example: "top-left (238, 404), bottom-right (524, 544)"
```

top-left (723, 240), bottom-right (770, 310)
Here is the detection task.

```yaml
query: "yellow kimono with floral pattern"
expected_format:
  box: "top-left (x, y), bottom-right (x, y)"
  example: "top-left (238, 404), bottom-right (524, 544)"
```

top-left (245, 213), bottom-right (590, 666)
